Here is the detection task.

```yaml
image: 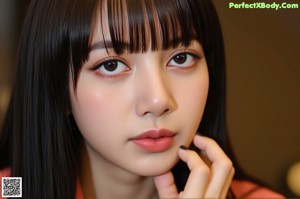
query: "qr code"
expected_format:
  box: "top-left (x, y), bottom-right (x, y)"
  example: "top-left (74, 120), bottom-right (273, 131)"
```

top-left (2, 177), bottom-right (22, 198)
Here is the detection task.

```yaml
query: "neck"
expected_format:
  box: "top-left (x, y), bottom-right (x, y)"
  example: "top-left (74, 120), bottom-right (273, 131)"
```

top-left (79, 142), bottom-right (158, 199)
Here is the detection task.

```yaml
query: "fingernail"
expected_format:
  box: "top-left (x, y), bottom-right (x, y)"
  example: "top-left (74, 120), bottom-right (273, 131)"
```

top-left (179, 145), bottom-right (188, 150)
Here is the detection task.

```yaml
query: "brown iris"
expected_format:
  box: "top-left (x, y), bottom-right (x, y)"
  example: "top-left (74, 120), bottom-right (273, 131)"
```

top-left (103, 61), bottom-right (118, 71)
top-left (173, 54), bottom-right (187, 64)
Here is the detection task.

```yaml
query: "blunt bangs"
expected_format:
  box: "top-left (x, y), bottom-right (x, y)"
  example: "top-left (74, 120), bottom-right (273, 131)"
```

top-left (70, 0), bottom-right (225, 145)
top-left (98, 0), bottom-right (203, 54)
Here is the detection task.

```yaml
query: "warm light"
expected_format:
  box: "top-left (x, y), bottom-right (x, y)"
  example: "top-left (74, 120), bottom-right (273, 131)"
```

top-left (287, 161), bottom-right (300, 196)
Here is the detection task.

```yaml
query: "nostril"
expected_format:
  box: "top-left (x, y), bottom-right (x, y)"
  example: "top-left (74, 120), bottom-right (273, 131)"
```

top-left (143, 111), bottom-right (150, 116)
top-left (163, 108), bottom-right (170, 114)
top-left (143, 108), bottom-right (170, 116)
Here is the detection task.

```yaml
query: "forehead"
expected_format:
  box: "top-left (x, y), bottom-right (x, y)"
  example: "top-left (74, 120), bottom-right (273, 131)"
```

top-left (90, 0), bottom-right (198, 54)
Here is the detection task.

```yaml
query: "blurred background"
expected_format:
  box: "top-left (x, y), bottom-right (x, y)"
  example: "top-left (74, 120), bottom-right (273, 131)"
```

top-left (213, 0), bottom-right (300, 197)
top-left (0, 0), bottom-right (299, 197)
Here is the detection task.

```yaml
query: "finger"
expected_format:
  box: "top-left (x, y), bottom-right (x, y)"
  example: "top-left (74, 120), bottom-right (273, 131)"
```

top-left (193, 135), bottom-right (229, 162)
top-left (205, 158), bottom-right (233, 198)
top-left (153, 171), bottom-right (178, 199)
top-left (220, 167), bottom-right (235, 198)
top-left (178, 147), bottom-right (210, 198)
top-left (199, 151), bottom-right (212, 167)
top-left (193, 135), bottom-right (234, 198)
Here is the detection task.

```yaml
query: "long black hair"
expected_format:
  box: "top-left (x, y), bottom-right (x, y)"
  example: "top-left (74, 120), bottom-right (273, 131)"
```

top-left (0, 0), bottom-right (237, 198)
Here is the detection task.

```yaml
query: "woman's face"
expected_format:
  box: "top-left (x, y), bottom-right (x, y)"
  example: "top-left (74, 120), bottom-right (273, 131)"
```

top-left (69, 17), bottom-right (209, 176)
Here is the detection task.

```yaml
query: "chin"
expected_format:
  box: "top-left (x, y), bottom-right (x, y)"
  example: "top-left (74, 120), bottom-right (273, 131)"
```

top-left (133, 156), bottom-right (180, 177)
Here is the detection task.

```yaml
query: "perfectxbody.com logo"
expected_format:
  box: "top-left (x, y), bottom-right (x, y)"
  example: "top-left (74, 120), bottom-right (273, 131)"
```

top-left (229, 2), bottom-right (299, 10)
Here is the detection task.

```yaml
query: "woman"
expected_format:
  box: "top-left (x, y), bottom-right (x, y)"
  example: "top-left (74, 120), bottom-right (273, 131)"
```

top-left (0, 0), bottom-right (284, 198)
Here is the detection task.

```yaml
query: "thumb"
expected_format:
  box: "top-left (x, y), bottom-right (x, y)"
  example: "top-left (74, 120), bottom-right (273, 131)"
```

top-left (154, 171), bottom-right (178, 198)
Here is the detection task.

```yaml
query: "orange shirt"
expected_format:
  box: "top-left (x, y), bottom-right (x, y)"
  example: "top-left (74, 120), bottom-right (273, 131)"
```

top-left (1, 167), bottom-right (284, 198)
top-left (230, 180), bottom-right (284, 198)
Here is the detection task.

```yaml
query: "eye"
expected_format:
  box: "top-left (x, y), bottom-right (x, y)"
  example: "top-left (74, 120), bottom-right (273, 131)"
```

top-left (167, 52), bottom-right (200, 68)
top-left (93, 59), bottom-right (130, 77)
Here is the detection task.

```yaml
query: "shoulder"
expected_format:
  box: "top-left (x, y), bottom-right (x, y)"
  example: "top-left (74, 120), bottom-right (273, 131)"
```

top-left (0, 167), bottom-right (11, 199)
top-left (0, 167), bottom-right (10, 178)
top-left (0, 167), bottom-right (11, 178)
top-left (231, 179), bottom-right (285, 198)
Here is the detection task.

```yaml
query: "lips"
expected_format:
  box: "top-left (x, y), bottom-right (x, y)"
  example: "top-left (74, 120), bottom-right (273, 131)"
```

top-left (130, 129), bottom-right (176, 153)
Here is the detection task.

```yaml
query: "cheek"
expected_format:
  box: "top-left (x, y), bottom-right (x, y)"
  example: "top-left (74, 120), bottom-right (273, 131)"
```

top-left (173, 64), bottom-right (209, 143)
top-left (178, 75), bottom-right (208, 110)
top-left (69, 76), bottom-right (127, 141)
top-left (189, 62), bottom-right (209, 119)
top-left (72, 85), bottom-right (106, 128)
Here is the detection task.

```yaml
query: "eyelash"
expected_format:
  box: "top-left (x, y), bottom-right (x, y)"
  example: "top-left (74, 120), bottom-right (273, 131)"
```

top-left (167, 50), bottom-right (201, 70)
top-left (91, 56), bottom-right (130, 79)
top-left (91, 50), bottom-right (201, 78)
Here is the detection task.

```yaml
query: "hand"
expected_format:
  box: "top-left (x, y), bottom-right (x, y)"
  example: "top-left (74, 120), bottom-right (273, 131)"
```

top-left (154, 135), bottom-right (235, 198)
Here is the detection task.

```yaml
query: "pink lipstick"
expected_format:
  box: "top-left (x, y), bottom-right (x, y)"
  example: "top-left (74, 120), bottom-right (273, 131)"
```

top-left (130, 129), bottom-right (176, 153)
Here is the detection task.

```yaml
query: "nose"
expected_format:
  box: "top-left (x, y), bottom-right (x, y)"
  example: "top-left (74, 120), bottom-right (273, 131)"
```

top-left (135, 69), bottom-right (176, 117)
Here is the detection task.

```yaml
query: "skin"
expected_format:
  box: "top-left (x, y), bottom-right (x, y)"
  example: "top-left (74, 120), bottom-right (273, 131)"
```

top-left (69, 7), bottom-right (234, 199)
